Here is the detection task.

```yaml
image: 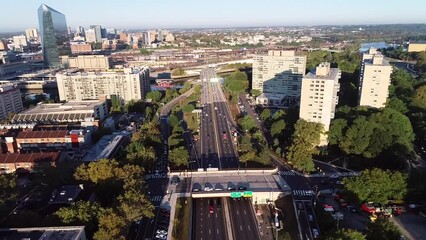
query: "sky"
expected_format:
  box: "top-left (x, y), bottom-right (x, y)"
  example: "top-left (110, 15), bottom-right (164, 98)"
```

top-left (1, 0), bottom-right (426, 32)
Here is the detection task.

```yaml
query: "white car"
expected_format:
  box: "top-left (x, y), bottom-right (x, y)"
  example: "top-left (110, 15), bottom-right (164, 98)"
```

top-left (313, 229), bottom-right (319, 239)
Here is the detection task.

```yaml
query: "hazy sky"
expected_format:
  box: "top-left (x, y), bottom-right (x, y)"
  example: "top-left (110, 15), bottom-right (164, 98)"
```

top-left (1, 0), bottom-right (426, 32)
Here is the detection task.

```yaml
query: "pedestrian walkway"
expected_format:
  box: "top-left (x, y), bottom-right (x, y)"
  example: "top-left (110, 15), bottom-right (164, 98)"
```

top-left (292, 190), bottom-right (315, 196)
top-left (278, 170), bottom-right (296, 176)
top-left (150, 195), bottom-right (163, 202)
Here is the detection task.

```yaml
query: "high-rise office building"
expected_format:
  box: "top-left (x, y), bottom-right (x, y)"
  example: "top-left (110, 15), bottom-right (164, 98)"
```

top-left (85, 29), bottom-right (97, 43)
top-left (253, 50), bottom-right (306, 105)
top-left (56, 67), bottom-right (151, 102)
top-left (89, 25), bottom-right (102, 43)
top-left (38, 4), bottom-right (67, 68)
top-left (358, 48), bottom-right (393, 108)
top-left (76, 26), bottom-right (85, 37)
top-left (0, 85), bottom-right (24, 121)
top-left (25, 28), bottom-right (38, 39)
top-left (299, 62), bottom-right (341, 145)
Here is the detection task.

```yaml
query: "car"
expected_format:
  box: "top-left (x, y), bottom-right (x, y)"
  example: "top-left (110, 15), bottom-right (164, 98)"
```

top-left (308, 214), bottom-right (313, 222)
top-left (204, 182), bottom-right (213, 191)
top-left (156, 230), bottom-right (167, 235)
top-left (313, 229), bottom-right (320, 239)
top-left (171, 176), bottom-right (180, 185)
top-left (209, 203), bottom-right (214, 214)
top-left (217, 198), bottom-right (222, 210)
top-left (298, 203), bottom-right (303, 210)
top-left (227, 182), bottom-right (236, 191)
top-left (214, 183), bottom-right (224, 191)
top-left (238, 185), bottom-right (247, 191)
top-left (192, 183), bottom-right (201, 192)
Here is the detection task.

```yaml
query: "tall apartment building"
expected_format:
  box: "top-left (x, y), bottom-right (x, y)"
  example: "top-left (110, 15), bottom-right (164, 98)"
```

top-left (358, 48), bottom-right (393, 108)
top-left (56, 68), bottom-right (150, 102)
top-left (0, 85), bottom-right (24, 121)
top-left (299, 62), bottom-right (341, 145)
top-left (89, 25), bottom-right (102, 43)
top-left (85, 29), bottom-right (97, 43)
top-left (253, 50), bottom-right (306, 105)
top-left (12, 35), bottom-right (28, 51)
top-left (38, 4), bottom-right (67, 68)
top-left (60, 55), bottom-right (111, 70)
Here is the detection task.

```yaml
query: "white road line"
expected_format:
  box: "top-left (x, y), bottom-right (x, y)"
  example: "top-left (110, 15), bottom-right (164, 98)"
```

top-left (240, 225), bottom-right (243, 231)
top-left (248, 225), bottom-right (251, 231)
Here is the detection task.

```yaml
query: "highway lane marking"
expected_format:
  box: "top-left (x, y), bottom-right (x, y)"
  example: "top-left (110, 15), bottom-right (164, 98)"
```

top-left (240, 225), bottom-right (243, 231)
top-left (217, 229), bottom-right (219, 234)
top-left (209, 229), bottom-right (211, 234)
top-left (244, 210), bottom-right (247, 215)
top-left (248, 225), bottom-right (251, 231)
top-left (237, 210), bottom-right (239, 215)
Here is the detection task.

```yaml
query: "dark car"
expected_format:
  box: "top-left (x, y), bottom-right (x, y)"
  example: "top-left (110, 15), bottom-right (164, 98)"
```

top-left (227, 182), bottom-right (236, 191)
top-left (217, 198), bottom-right (222, 210)
top-left (192, 183), bottom-right (202, 192)
top-left (237, 182), bottom-right (247, 190)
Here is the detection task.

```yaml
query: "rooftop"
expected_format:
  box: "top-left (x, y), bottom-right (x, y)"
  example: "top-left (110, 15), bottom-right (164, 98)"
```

top-left (16, 130), bottom-right (68, 139)
top-left (82, 133), bottom-right (126, 162)
top-left (257, 92), bottom-right (285, 100)
top-left (0, 226), bottom-right (85, 240)
top-left (305, 67), bottom-right (340, 80)
top-left (0, 152), bottom-right (59, 164)
top-left (12, 100), bottom-right (105, 123)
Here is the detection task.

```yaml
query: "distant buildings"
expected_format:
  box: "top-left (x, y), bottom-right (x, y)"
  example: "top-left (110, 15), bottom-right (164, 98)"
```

top-left (56, 67), bottom-right (150, 102)
top-left (84, 29), bottom-right (97, 43)
top-left (37, 4), bottom-right (68, 68)
top-left (25, 28), bottom-right (39, 39)
top-left (299, 62), bottom-right (341, 145)
top-left (358, 48), bottom-right (393, 108)
top-left (0, 85), bottom-right (23, 121)
top-left (70, 43), bottom-right (92, 54)
top-left (253, 50), bottom-right (306, 105)
top-left (12, 35), bottom-right (28, 51)
top-left (60, 55), bottom-right (111, 70)
top-left (89, 25), bottom-right (103, 43)
top-left (408, 42), bottom-right (426, 52)
top-left (0, 152), bottom-right (60, 174)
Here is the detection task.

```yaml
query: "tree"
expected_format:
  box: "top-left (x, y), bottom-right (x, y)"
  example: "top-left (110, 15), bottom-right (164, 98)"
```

top-left (118, 188), bottom-right (154, 221)
top-left (169, 114), bottom-right (179, 129)
top-left (339, 116), bottom-right (376, 156)
top-left (145, 106), bottom-right (153, 121)
top-left (343, 168), bottom-right (407, 205)
top-left (93, 209), bottom-right (127, 240)
top-left (55, 201), bottom-right (104, 224)
top-left (146, 91), bottom-right (162, 103)
top-left (270, 119), bottom-right (286, 138)
top-left (286, 120), bottom-right (323, 173)
top-left (172, 68), bottom-right (186, 76)
top-left (125, 141), bottom-right (156, 167)
top-left (251, 89), bottom-right (262, 98)
top-left (110, 95), bottom-right (122, 113)
top-left (169, 147), bottom-right (189, 167)
top-left (329, 119), bottom-right (348, 145)
top-left (366, 219), bottom-right (401, 240)
top-left (411, 85), bottom-right (426, 109)
top-left (182, 104), bottom-right (195, 113)
top-left (239, 115), bottom-right (257, 132)
top-left (74, 159), bottom-right (118, 184)
top-left (140, 48), bottom-right (152, 55)
top-left (260, 109), bottom-right (272, 122)
top-left (224, 70), bottom-right (249, 95)
top-left (387, 97), bottom-right (408, 114)
top-left (325, 228), bottom-right (366, 240)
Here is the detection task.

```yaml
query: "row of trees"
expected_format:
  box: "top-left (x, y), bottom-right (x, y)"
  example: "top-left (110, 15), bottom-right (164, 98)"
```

top-left (55, 159), bottom-right (154, 239)
top-left (168, 113), bottom-right (190, 167)
top-left (223, 70), bottom-right (249, 102)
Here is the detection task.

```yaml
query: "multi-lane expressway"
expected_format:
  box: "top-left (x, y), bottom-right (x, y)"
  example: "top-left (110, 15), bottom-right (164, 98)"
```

top-left (199, 67), bottom-right (239, 170)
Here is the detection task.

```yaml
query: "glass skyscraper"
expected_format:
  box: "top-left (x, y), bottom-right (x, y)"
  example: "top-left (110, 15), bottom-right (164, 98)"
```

top-left (38, 4), bottom-right (67, 68)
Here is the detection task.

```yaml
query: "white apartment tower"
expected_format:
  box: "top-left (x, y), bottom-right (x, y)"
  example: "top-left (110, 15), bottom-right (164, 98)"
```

top-left (299, 62), bottom-right (341, 145)
top-left (253, 50), bottom-right (306, 105)
top-left (56, 68), bottom-right (150, 102)
top-left (0, 85), bottom-right (24, 121)
top-left (358, 48), bottom-right (393, 108)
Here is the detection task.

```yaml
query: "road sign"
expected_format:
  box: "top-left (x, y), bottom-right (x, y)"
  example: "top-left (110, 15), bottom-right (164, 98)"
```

top-left (243, 191), bottom-right (253, 197)
top-left (230, 192), bottom-right (242, 198)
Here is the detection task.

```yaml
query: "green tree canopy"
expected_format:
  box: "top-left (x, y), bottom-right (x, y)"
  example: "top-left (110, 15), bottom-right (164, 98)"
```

top-left (169, 147), bottom-right (189, 167)
top-left (325, 228), bottom-right (366, 240)
top-left (411, 85), bottom-right (426, 109)
top-left (286, 120), bottom-right (323, 173)
top-left (169, 114), bottom-right (180, 129)
top-left (182, 104), bottom-right (195, 113)
top-left (251, 89), bottom-right (262, 97)
top-left (146, 91), bottom-right (162, 103)
top-left (343, 168), bottom-right (407, 204)
top-left (224, 70), bottom-right (249, 95)
top-left (270, 119), bottom-right (286, 138)
top-left (366, 219), bottom-right (401, 240)
top-left (260, 109), bottom-right (272, 122)
top-left (74, 159), bottom-right (118, 184)
top-left (125, 141), bottom-right (155, 167)
top-left (93, 209), bottom-right (127, 240)
top-left (55, 201), bottom-right (105, 224)
top-left (239, 115), bottom-right (257, 132)
top-left (172, 68), bottom-right (186, 76)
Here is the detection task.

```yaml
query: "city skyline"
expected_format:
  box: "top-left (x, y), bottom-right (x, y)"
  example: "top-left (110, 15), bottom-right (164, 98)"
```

top-left (1, 0), bottom-right (426, 32)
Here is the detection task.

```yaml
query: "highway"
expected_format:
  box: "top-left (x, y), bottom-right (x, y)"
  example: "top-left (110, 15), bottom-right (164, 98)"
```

top-left (198, 67), bottom-right (239, 170)
top-left (192, 198), bottom-right (227, 240)
top-left (228, 198), bottom-right (261, 240)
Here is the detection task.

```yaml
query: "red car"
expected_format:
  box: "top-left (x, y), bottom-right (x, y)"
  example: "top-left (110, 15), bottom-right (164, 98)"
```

top-left (209, 205), bottom-right (214, 214)
top-left (361, 203), bottom-right (376, 214)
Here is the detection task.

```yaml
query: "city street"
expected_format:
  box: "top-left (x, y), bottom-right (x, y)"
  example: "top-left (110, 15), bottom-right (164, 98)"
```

top-left (192, 198), bottom-right (227, 240)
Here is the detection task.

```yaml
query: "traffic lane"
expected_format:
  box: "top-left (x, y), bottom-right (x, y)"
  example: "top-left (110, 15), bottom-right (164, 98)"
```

top-left (194, 198), bottom-right (226, 240)
top-left (229, 198), bottom-right (250, 240)
top-left (304, 201), bottom-right (319, 235)
top-left (229, 198), bottom-right (260, 240)
top-left (215, 102), bottom-right (239, 168)
top-left (135, 207), bottom-right (160, 240)
top-left (295, 200), bottom-right (312, 240)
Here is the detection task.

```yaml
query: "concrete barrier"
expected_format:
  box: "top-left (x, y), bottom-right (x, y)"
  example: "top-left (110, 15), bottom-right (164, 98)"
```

top-left (170, 167), bottom-right (279, 176)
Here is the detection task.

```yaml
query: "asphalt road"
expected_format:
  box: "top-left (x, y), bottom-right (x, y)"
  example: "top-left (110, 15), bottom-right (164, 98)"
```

top-left (228, 198), bottom-right (261, 240)
top-left (192, 198), bottom-right (227, 240)
top-left (198, 67), bottom-right (239, 170)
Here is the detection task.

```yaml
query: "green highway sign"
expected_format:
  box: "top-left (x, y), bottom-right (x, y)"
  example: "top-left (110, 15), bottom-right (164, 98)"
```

top-left (243, 191), bottom-right (253, 197)
top-left (230, 192), bottom-right (242, 198)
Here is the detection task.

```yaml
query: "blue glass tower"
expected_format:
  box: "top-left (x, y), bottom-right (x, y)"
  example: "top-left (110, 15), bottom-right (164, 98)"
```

top-left (38, 4), bottom-right (67, 68)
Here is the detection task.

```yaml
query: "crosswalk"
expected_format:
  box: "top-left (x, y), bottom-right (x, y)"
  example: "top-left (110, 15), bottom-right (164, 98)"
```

top-left (292, 190), bottom-right (315, 196)
top-left (150, 174), bottom-right (167, 179)
top-left (278, 170), bottom-right (296, 176)
top-left (150, 196), bottom-right (163, 202)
